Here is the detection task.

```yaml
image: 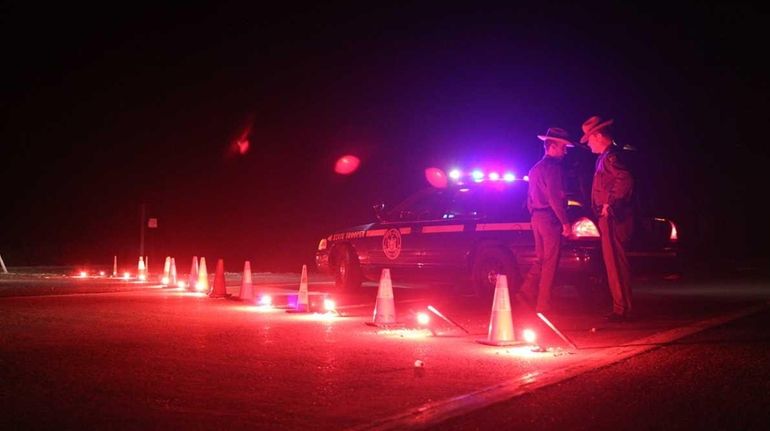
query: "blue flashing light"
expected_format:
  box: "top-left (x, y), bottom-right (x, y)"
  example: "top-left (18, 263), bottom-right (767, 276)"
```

top-left (523, 175), bottom-right (529, 181)
top-left (503, 172), bottom-right (516, 182)
top-left (449, 169), bottom-right (461, 180)
top-left (471, 170), bottom-right (484, 182)
top-left (488, 172), bottom-right (500, 181)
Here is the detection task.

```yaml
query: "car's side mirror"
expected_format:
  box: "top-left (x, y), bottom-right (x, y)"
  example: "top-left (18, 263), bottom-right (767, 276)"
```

top-left (373, 201), bottom-right (385, 221)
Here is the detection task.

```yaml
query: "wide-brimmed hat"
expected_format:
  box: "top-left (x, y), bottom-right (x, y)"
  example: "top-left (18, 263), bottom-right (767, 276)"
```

top-left (579, 116), bottom-right (614, 143)
top-left (537, 127), bottom-right (575, 147)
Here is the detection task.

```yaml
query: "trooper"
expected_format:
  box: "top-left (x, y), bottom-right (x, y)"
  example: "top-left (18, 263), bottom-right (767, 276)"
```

top-left (518, 127), bottom-right (573, 314)
top-left (580, 116), bottom-right (634, 322)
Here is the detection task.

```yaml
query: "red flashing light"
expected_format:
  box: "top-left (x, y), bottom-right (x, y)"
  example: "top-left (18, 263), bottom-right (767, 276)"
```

top-left (324, 298), bottom-right (337, 312)
top-left (417, 312), bottom-right (430, 325)
top-left (571, 217), bottom-right (600, 238)
top-left (522, 328), bottom-right (537, 344)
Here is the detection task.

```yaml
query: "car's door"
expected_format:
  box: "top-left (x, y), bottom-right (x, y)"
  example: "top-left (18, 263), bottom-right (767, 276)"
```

top-left (365, 188), bottom-right (451, 282)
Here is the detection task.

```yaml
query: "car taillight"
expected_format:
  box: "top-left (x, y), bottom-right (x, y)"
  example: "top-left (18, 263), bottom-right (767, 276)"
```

top-left (571, 217), bottom-right (600, 238)
top-left (318, 239), bottom-right (328, 251)
top-left (669, 221), bottom-right (678, 241)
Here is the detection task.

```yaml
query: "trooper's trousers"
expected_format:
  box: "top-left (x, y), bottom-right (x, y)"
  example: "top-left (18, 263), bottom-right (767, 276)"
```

top-left (520, 210), bottom-right (562, 313)
top-left (598, 215), bottom-right (633, 314)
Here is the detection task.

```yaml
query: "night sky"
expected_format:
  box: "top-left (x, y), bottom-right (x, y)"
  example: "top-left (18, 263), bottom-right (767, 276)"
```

top-left (1, 2), bottom-right (768, 271)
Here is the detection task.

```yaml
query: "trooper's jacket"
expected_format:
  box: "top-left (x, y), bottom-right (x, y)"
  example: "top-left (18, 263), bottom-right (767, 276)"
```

top-left (591, 145), bottom-right (634, 221)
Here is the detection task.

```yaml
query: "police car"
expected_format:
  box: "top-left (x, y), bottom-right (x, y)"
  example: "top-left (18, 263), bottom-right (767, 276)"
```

top-left (315, 169), bottom-right (679, 296)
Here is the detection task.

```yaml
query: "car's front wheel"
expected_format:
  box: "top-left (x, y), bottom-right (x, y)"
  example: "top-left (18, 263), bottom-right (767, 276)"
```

top-left (471, 247), bottom-right (520, 298)
top-left (334, 246), bottom-right (362, 291)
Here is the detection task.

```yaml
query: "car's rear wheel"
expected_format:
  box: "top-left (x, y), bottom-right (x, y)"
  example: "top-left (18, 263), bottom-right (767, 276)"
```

top-left (471, 247), bottom-right (520, 298)
top-left (334, 246), bottom-right (362, 291)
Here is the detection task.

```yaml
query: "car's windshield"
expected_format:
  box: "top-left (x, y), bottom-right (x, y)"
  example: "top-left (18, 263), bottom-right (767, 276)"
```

top-left (385, 182), bottom-right (531, 222)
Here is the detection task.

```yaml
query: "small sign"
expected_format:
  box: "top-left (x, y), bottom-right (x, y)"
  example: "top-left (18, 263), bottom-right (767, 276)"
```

top-left (147, 218), bottom-right (158, 228)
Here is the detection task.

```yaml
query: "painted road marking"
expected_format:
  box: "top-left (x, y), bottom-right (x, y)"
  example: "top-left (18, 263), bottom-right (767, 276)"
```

top-left (350, 302), bottom-right (770, 431)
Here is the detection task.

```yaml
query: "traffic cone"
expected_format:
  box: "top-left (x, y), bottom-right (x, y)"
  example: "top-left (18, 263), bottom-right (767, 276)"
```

top-left (365, 268), bottom-right (401, 327)
top-left (188, 256), bottom-right (199, 290)
top-left (209, 258), bottom-right (229, 298)
top-left (162, 256), bottom-right (171, 285)
top-left (170, 257), bottom-right (177, 286)
top-left (477, 275), bottom-right (523, 346)
top-left (238, 261), bottom-right (255, 301)
top-left (287, 264), bottom-right (310, 313)
top-left (138, 256), bottom-right (147, 281)
top-left (196, 257), bottom-right (209, 292)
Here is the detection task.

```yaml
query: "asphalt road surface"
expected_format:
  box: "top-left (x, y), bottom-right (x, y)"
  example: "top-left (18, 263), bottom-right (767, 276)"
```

top-left (1, 268), bottom-right (768, 430)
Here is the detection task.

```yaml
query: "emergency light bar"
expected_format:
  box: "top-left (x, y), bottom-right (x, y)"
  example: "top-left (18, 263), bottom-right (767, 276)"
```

top-left (448, 168), bottom-right (523, 184)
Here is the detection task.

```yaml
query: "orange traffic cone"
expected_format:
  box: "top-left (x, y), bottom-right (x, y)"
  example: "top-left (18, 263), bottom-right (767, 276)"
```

top-left (137, 256), bottom-right (147, 281)
top-left (238, 261), bottom-right (255, 301)
top-left (365, 268), bottom-right (401, 327)
top-left (162, 256), bottom-right (171, 285)
top-left (170, 257), bottom-right (177, 286)
top-left (196, 257), bottom-right (209, 292)
top-left (287, 264), bottom-right (310, 313)
top-left (477, 275), bottom-right (523, 346)
top-left (188, 256), bottom-right (199, 290)
top-left (209, 259), bottom-right (229, 298)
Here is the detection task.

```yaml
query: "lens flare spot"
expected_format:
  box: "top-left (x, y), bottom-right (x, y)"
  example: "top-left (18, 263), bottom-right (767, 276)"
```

top-left (236, 139), bottom-right (249, 155)
top-left (424, 167), bottom-right (448, 188)
top-left (334, 155), bottom-right (361, 175)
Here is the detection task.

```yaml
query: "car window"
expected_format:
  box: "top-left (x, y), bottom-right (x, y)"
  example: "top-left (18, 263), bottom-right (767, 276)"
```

top-left (442, 183), bottom-right (529, 221)
top-left (386, 188), bottom-right (451, 221)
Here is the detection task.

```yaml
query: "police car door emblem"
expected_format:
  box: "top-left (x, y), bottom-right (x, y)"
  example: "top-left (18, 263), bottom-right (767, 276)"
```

top-left (382, 228), bottom-right (402, 260)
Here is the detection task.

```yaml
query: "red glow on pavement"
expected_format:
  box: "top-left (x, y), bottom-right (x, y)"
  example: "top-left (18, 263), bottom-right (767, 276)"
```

top-left (376, 328), bottom-right (432, 339)
top-left (481, 346), bottom-right (552, 359)
top-left (334, 155), bottom-right (360, 174)
top-left (424, 167), bottom-right (448, 188)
